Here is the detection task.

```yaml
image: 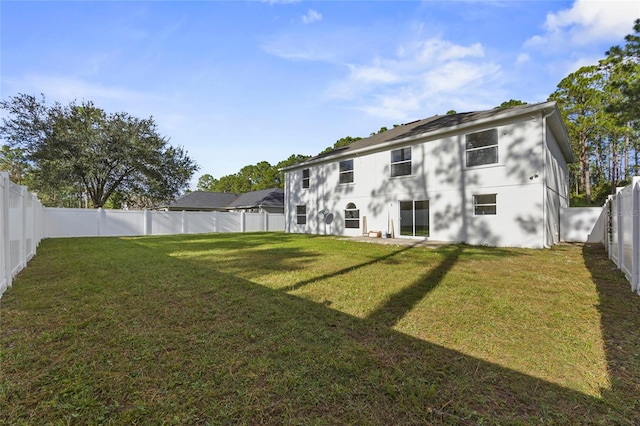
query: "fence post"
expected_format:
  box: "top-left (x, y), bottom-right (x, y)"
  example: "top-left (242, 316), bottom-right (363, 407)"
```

top-left (98, 207), bottom-right (104, 236)
top-left (18, 186), bottom-right (26, 270)
top-left (264, 211), bottom-right (269, 231)
top-left (240, 211), bottom-right (245, 233)
top-left (616, 190), bottom-right (624, 270)
top-left (143, 209), bottom-right (148, 235)
top-left (29, 192), bottom-right (36, 256)
top-left (1, 173), bottom-right (11, 291)
top-left (633, 181), bottom-right (640, 294)
top-left (182, 210), bottom-right (187, 234)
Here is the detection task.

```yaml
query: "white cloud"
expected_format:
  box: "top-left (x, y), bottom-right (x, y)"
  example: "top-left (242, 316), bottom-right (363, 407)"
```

top-left (260, 41), bottom-right (335, 61)
top-left (258, 0), bottom-right (300, 4)
top-left (516, 53), bottom-right (530, 65)
top-left (526, 0), bottom-right (639, 49)
top-left (398, 39), bottom-right (484, 63)
top-left (348, 64), bottom-right (399, 84)
top-left (302, 9), bottom-right (322, 24)
top-left (325, 37), bottom-right (500, 121)
top-left (6, 74), bottom-right (147, 104)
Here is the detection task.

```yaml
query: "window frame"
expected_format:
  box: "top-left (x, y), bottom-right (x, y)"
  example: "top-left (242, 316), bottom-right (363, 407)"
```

top-left (465, 129), bottom-right (499, 168)
top-left (302, 168), bottom-right (310, 189)
top-left (473, 193), bottom-right (497, 216)
top-left (339, 159), bottom-right (354, 184)
top-left (390, 147), bottom-right (412, 177)
top-left (296, 205), bottom-right (307, 224)
top-left (344, 202), bottom-right (360, 229)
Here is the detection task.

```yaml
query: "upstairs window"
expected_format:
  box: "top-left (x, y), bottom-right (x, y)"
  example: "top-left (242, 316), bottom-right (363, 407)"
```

top-left (339, 159), bottom-right (354, 184)
top-left (466, 129), bottom-right (498, 167)
top-left (344, 202), bottom-right (360, 228)
top-left (302, 169), bottom-right (310, 189)
top-left (473, 194), bottom-right (497, 215)
top-left (391, 147), bottom-right (411, 177)
top-left (296, 205), bottom-right (307, 224)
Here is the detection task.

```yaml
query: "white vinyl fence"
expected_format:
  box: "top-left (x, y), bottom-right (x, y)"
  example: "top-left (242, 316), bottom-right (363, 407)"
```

top-left (0, 172), bottom-right (285, 298)
top-left (560, 207), bottom-right (606, 243)
top-left (0, 172), bottom-right (44, 298)
top-left (604, 176), bottom-right (640, 295)
top-left (43, 208), bottom-right (284, 238)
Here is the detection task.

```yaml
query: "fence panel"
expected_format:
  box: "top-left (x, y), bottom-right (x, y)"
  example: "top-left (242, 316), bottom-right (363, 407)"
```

top-left (610, 194), bottom-right (620, 266)
top-left (215, 211), bottom-right (242, 233)
top-left (268, 213), bottom-right (285, 231)
top-left (150, 211), bottom-right (183, 235)
top-left (44, 208), bottom-right (99, 238)
top-left (560, 207), bottom-right (604, 243)
top-left (245, 212), bottom-right (266, 232)
top-left (1, 173), bottom-right (44, 298)
top-left (43, 207), bottom-right (281, 237)
top-left (9, 182), bottom-right (24, 275)
top-left (619, 185), bottom-right (634, 281)
top-left (187, 211), bottom-right (217, 234)
top-left (604, 177), bottom-right (640, 295)
top-left (102, 209), bottom-right (145, 236)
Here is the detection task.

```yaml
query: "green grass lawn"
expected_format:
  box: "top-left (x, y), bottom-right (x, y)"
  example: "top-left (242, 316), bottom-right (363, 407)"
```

top-left (1, 233), bottom-right (638, 425)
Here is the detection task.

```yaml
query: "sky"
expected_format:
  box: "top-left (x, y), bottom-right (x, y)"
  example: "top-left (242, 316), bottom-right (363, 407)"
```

top-left (1, 0), bottom-right (639, 189)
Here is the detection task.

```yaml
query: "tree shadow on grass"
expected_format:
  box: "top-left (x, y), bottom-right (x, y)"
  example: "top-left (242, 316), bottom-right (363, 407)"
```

top-left (367, 245), bottom-right (464, 327)
top-left (582, 243), bottom-right (640, 422)
top-left (2, 236), bottom-right (636, 424)
top-left (280, 241), bottom-right (423, 292)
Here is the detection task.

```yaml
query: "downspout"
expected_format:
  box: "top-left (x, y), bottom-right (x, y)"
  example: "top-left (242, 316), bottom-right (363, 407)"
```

top-left (284, 174), bottom-right (290, 233)
top-left (541, 108), bottom-right (555, 248)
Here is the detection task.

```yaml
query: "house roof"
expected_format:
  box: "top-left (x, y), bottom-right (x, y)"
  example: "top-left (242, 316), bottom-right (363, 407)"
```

top-left (168, 191), bottom-right (239, 210)
top-left (283, 101), bottom-right (575, 170)
top-left (227, 188), bottom-right (284, 209)
top-left (168, 188), bottom-right (284, 211)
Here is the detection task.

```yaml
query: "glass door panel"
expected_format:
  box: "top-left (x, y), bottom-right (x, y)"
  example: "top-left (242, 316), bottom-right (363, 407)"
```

top-left (415, 200), bottom-right (429, 237)
top-left (400, 201), bottom-right (413, 236)
top-left (399, 200), bottom-right (429, 237)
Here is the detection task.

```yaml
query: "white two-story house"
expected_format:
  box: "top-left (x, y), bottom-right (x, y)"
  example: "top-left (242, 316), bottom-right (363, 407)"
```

top-left (282, 102), bottom-right (575, 248)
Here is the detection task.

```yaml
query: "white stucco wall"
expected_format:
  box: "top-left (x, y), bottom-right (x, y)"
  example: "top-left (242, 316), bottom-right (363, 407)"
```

top-left (560, 207), bottom-right (606, 243)
top-left (285, 111), bottom-right (571, 248)
top-left (543, 121), bottom-right (570, 246)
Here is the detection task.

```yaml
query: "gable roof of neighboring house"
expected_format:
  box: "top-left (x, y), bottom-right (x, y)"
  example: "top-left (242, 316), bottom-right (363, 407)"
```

top-left (226, 188), bottom-right (284, 209)
top-left (168, 191), bottom-right (239, 211)
top-left (282, 101), bottom-right (574, 171)
top-left (167, 188), bottom-right (285, 211)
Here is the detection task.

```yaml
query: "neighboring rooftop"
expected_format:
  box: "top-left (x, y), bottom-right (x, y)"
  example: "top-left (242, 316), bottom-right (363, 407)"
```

top-left (167, 188), bottom-right (284, 211)
top-left (227, 188), bottom-right (284, 209)
top-left (167, 191), bottom-right (239, 211)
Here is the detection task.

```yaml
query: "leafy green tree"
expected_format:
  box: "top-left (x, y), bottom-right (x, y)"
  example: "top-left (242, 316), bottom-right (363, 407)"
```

top-left (197, 174), bottom-right (219, 191)
top-left (597, 57), bottom-right (638, 186)
top-left (196, 154), bottom-right (311, 194)
top-left (275, 154), bottom-right (311, 187)
top-left (215, 175), bottom-right (242, 193)
top-left (496, 100), bottom-right (527, 109)
top-left (370, 127), bottom-right (388, 136)
top-left (0, 94), bottom-right (198, 208)
top-left (320, 136), bottom-right (362, 154)
top-left (602, 19), bottom-right (640, 179)
top-left (605, 19), bottom-right (640, 122)
top-left (0, 145), bottom-right (31, 184)
top-left (549, 66), bottom-right (606, 204)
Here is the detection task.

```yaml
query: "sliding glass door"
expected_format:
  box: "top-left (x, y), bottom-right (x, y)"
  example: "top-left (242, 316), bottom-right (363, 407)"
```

top-left (399, 200), bottom-right (429, 237)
